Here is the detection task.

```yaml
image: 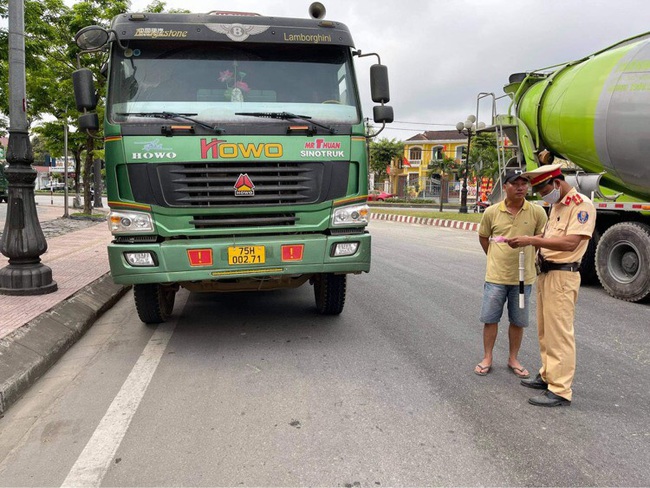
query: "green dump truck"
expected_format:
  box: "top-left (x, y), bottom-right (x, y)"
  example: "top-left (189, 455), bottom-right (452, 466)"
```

top-left (72, 3), bottom-right (393, 323)
top-left (480, 33), bottom-right (650, 303)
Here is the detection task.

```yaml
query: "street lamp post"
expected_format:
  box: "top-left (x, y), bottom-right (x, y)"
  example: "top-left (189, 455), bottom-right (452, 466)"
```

top-left (0, 0), bottom-right (57, 295)
top-left (456, 115), bottom-right (476, 214)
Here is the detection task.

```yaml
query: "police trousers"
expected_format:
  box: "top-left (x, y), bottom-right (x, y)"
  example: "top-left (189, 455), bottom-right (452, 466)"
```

top-left (536, 270), bottom-right (581, 401)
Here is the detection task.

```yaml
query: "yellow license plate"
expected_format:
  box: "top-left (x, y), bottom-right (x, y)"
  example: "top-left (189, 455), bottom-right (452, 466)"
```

top-left (227, 246), bottom-right (265, 265)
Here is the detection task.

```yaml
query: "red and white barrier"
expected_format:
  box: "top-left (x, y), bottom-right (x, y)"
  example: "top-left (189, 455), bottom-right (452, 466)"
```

top-left (370, 212), bottom-right (479, 232)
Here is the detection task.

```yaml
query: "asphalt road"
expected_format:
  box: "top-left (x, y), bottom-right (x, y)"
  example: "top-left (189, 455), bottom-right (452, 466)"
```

top-left (0, 220), bottom-right (648, 486)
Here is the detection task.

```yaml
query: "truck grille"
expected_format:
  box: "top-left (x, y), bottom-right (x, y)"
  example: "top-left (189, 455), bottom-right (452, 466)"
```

top-left (159, 161), bottom-right (322, 207)
top-left (128, 160), bottom-right (350, 231)
top-left (190, 213), bottom-right (297, 228)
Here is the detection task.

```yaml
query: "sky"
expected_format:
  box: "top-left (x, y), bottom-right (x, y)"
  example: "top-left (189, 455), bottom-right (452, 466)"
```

top-left (5, 0), bottom-right (650, 141)
top-left (122, 0), bottom-right (650, 141)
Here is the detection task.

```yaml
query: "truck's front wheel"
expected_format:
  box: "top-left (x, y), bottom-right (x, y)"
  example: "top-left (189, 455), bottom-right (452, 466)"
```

top-left (596, 222), bottom-right (650, 303)
top-left (134, 284), bottom-right (177, 324)
top-left (314, 273), bottom-right (347, 315)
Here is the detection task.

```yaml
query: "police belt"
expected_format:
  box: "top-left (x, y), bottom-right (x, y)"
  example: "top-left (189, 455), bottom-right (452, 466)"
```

top-left (538, 256), bottom-right (580, 273)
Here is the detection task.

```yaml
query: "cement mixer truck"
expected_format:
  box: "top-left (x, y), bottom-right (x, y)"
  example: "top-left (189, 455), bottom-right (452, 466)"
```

top-left (478, 32), bottom-right (650, 303)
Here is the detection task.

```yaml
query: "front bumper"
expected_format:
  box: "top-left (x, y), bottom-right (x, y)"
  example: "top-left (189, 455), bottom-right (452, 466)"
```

top-left (108, 232), bottom-right (371, 285)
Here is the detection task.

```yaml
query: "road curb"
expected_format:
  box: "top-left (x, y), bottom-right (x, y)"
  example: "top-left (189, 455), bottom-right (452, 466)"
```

top-left (371, 212), bottom-right (479, 232)
top-left (0, 274), bottom-right (130, 414)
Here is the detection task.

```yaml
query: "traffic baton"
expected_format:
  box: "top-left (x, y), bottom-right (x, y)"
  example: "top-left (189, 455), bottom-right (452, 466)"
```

top-left (519, 250), bottom-right (525, 309)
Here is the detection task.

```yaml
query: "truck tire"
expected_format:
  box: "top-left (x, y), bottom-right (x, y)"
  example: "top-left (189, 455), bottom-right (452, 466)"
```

top-left (579, 228), bottom-right (600, 285)
top-left (314, 273), bottom-right (346, 315)
top-left (134, 284), bottom-right (177, 324)
top-left (596, 222), bottom-right (650, 303)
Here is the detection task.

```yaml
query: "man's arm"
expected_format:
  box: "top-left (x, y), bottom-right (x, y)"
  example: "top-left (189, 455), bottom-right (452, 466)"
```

top-left (477, 208), bottom-right (492, 255)
top-left (506, 233), bottom-right (586, 251)
top-left (479, 235), bottom-right (490, 255)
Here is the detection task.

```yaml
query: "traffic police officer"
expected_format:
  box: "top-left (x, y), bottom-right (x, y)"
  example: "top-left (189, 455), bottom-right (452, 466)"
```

top-left (506, 163), bottom-right (596, 407)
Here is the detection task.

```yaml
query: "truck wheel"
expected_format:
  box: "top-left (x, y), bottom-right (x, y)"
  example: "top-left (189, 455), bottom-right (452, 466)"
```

top-left (134, 284), bottom-right (177, 324)
top-left (596, 222), bottom-right (650, 303)
top-left (579, 228), bottom-right (600, 285)
top-left (314, 273), bottom-right (347, 315)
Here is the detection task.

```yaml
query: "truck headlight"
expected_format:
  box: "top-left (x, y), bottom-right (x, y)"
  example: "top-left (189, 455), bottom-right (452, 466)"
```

top-left (332, 204), bottom-right (369, 226)
top-left (124, 252), bottom-right (157, 267)
top-left (109, 210), bottom-right (154, 234)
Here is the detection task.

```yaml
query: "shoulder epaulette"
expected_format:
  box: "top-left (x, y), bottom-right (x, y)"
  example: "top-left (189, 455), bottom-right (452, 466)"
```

top-left (572, 194), bottom-right (583, 205)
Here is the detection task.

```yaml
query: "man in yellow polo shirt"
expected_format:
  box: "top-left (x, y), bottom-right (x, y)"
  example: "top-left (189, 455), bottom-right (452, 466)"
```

top-left (475, 170), bottom-right (548, 378)
top-left (507, 163), bottom-right (596, 407)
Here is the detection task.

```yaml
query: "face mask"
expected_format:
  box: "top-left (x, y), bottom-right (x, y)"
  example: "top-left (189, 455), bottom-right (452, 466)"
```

top-left (542, 184), bottom-right (561, 204)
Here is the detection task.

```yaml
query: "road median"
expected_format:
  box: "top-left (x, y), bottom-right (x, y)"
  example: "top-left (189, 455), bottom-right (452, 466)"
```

top-left (370, 211), bottom-right (480, 231)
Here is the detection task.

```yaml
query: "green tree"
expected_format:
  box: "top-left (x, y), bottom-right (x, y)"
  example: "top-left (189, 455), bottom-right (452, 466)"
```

top-left (369, 138), bottom-right (404, 180)
top-left (30, 134), bottom-right (48, 165)
top-left (66, 0), bottom-right (128, 213)
top-left (471, 131), bottom-right (518, 181)
top-left (1, 0), bottom-right (128, 213)
top-left (470, 132), bottom-right (499, 174)
top-left (2, 0), bottom-right (193, 213)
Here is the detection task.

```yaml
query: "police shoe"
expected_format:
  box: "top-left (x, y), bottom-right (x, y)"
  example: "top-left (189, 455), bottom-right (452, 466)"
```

top-left (528, 390), bottom-right (571, 407)
top-left (520, 373), bottom-right (548, 390)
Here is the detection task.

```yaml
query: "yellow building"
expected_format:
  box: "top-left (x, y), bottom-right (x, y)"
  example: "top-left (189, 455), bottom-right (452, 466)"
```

top-left (391, 130), bottom-right (469, 199)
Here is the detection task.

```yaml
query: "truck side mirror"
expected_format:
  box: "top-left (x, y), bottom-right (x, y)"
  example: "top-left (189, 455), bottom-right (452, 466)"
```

top-left (78, 113), bottom-right (99, 132)
top-left (373, 105), bottom-right (394, 124)
top-left (370, 64), bottom-right (390, 103)
top-left (73, 68), bottom-right (99, 132)
top-left (72, 68), bottom-right (97, 111)
top-left (75, 25), bottom-right (110, 51)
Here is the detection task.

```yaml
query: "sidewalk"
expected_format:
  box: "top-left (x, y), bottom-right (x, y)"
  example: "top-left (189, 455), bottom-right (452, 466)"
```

top-left (0, 210), bottom-right (129, 413)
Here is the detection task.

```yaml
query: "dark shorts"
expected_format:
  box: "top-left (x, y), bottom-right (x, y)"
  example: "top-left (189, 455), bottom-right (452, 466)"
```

top-left (480, 282), bottom-right (531, 327)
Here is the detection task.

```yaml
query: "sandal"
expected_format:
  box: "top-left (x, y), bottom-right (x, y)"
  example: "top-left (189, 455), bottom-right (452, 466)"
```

top-left (474, 363), bottom-right (492, 376)
top-left (508, 364), bottom-right (530, 379)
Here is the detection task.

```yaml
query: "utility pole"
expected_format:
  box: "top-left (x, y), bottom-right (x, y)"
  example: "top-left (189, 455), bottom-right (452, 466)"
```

top-left (0, 0), bottom-right (57, 295)
top-left (63, 121), bottom-right (69, 218)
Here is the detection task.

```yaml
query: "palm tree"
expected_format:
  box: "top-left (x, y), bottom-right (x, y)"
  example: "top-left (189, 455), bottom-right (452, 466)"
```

top-left (428, 156), bottom-right (458, 212)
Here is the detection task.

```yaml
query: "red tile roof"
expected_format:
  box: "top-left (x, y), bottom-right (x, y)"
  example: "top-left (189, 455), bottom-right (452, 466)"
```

top-left (405, 130), bottom-right (467, 142)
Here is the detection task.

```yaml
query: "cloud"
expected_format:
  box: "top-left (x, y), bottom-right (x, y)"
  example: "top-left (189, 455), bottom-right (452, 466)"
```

top-left (22, 0), bottom-right (650, 141)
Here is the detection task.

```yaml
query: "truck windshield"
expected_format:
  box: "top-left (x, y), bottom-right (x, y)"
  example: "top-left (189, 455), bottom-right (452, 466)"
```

top-left (108, 41), bottom-right (360, 127)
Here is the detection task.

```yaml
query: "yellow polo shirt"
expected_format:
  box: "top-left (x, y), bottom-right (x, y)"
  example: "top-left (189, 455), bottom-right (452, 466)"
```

top-left (540, 188), bottom-right (596, 263)
top-left (479, 200), bottom-right (548, 284)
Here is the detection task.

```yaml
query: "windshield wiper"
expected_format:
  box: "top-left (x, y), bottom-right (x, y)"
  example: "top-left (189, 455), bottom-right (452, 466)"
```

top-left (117, 112), bottom-right (225, 133)
top-left (235, 111), bottom-right (337, 134)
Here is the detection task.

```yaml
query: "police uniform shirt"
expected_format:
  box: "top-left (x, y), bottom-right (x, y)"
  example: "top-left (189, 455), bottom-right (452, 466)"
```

top-left (541, 187), bottom-right (596, 263)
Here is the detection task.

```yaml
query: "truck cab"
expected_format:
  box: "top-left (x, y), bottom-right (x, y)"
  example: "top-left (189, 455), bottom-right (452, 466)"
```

top-left (73, 4), bottom-right (393, 322)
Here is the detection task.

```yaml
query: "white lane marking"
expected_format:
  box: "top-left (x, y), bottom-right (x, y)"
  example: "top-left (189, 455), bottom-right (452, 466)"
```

top-left (61, 292), bottom-right (188, 487)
